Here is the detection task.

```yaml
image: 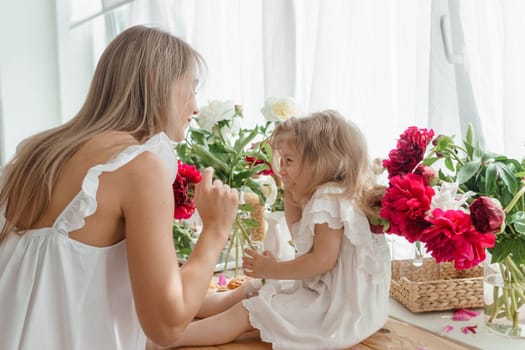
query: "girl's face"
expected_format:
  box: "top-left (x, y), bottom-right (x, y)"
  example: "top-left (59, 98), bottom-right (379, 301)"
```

top-left (166, 75), bottom-right (199, 142)
top-left (278, 138), bottom-right (307, 201)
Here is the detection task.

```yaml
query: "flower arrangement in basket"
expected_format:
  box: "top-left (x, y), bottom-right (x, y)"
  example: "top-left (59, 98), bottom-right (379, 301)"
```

top-left (174, 97), bottom-right (299, 272)
top-left (376, 125), bottom-right (525, 330)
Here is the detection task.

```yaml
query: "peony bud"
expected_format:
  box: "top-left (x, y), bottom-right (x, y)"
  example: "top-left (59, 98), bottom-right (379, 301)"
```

top-left (234, 104), bottom-right (243, 115)
top-left (432, 135), bottom-right (443, 146)
top-left (469, 196), bottom-right (505, 233)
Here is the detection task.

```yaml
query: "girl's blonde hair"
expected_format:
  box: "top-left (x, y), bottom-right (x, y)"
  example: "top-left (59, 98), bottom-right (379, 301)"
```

top-left (0, 25), bottom-right (205, 242)
top-left (270, 110), bottom-right (385, 218)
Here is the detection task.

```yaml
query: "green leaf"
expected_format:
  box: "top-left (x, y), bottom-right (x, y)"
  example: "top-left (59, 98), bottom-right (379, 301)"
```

top-left (465, 123), bottom-right (474, 146)
top-left (490, 238), bottom-right (514, 263)
top-left (444, 157), bottom-right (455, 172)
top-left (248, 163), bottom-right (270, 175)
top-left (438, 168), bottom-right (453, 182)
top-left (508, 212), bottom-right (525, 234)
top-left (515, 171), bottom-right (525, 178)
top-left (484, 163), bottom-right (498, 195)
top-left (192, 144), bottom-right (231, 173)
top-left (422, 157), bottom-right (439, 166)
top-left (494, 162), bottom-right (519, 194)
top-left (234, 127), bottom-right (259, 152)
top-left (241, 218), bottom-right (260, 228)
top-left (456, 160), bottom-right (481, 184)
top-left (473, 145), bottom-right (484, 161)
top-left (238, 203), bottom-right (254, 212)
top-left (233, 171), bottom-right (254, 181)
top-left (214, 142), bottom-right (237, 155)
top-left (510, 240), bottom-right (525, 265)
top-left (244, 177), bottom-right (264, 198)
top-left (464, 142), bottom-right (475, 160)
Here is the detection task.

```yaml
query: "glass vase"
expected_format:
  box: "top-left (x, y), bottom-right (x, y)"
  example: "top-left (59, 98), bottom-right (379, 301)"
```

top-left (484, 251), bottom-right (525, 338)
top-left (263, 211), bottom-right (295, 261)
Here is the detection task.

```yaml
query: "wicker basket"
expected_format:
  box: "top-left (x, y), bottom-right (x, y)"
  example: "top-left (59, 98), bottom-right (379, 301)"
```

top-left (390, 257), bottom-right (483, 312)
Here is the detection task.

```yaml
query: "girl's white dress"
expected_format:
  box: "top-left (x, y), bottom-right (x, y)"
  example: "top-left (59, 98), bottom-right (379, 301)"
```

top-left (0, 133), bottom-right (177, 350)
top-left (243, 183), bottom-right (391, 350)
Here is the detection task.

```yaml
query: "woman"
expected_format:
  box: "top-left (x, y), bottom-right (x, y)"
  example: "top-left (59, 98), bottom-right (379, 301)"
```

top-left (0, 25), bottom-right (242, 349)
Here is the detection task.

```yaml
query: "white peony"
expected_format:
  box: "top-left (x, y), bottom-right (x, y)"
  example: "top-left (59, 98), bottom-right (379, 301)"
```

top-left (216, 117), bottom-right (241, 144)
top-left (197, 100), bottom-right (236, 132)
top-left (430, 182), bottom-right (475, 212)
top-left (260, 97), bottom-right (299, 122)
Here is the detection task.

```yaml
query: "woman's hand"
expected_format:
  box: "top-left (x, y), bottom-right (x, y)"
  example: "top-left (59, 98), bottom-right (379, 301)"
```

top-left (242, 249), bottom-right (277, 279)
top-left (194, 167), bottom-right (238, 243)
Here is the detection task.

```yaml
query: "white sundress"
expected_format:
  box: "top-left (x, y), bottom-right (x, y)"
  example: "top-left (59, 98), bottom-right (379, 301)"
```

top-left (0, 132), bottom-right (177, 350)
top-left (243, 183), bottom-right (391, 350)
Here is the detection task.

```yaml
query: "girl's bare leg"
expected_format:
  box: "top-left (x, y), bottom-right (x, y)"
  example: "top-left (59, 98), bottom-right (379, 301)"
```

top-left (171, 302), bottom-right (254, 347)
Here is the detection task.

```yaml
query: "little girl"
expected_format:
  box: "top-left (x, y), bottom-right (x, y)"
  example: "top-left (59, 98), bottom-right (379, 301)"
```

top-left (171, 110), bottom-right (391, 349)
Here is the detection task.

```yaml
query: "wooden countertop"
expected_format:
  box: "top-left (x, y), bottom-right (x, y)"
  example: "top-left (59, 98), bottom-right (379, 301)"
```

top-left (176, 316), bottom-right (472, 350)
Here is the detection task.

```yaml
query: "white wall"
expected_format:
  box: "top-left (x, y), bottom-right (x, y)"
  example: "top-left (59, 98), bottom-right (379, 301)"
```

top-left (0, 0), bottom-right (61, 163)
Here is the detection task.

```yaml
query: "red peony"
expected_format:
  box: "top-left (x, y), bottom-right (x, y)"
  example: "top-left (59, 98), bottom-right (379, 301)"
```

top-left (380, 173), bottom-right (434, 242)
top-left (173, 161), bottom-right (202, 220)
top-left (469, 196), bottom-right (505, 233)
top-left (383, 126), bottom-right (434, 178)
top-left (420, 209), bottom-right (496, 270)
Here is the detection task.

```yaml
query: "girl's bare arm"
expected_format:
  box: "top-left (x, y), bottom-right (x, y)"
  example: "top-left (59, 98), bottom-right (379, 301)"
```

top-left (243, 223), bottom-right (343, 280)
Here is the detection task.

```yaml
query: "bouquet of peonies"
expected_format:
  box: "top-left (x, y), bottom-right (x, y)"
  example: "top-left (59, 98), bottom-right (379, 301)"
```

top-left (378, 124), bottom-right (525, 333)
top-left (176, 97), bottom-right (300, 271)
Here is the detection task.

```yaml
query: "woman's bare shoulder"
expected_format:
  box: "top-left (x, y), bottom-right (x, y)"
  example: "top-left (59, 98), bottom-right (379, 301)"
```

top-left (83, 131), bottom-right (139, 153)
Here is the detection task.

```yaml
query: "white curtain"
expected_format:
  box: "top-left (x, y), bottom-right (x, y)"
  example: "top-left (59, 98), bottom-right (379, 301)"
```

top-left (59, 0), bottom-right (525, 160)
top-left (60, 0), bottom-right (433, 159)
top-left (459, 0), bottom-right (525, 159)
top-left (129, 0), bottom-right (432, 158)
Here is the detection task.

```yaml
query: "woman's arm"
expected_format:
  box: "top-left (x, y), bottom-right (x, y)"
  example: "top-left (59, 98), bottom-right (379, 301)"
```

top-left (121, 155), bottom-right (238, 346)
top-left (243, 222), bottom-right (343, 280)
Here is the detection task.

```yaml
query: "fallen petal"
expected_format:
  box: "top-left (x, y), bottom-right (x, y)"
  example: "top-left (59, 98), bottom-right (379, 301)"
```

top-left (461, 325), bottom-right (478, 334)
top-left (218, 274), bottom-right (227, 286)
top-left (441, 324), bottom-right (454, 335)
top-left (453, 308), bottom-right (480, 321)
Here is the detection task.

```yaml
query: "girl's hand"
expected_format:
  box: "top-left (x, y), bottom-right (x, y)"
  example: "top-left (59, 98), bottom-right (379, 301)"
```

top-left (242, 249), bottom-right (277, 279)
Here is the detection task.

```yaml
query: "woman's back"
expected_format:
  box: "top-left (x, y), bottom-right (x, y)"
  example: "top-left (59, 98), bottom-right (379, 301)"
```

top-left (0, 132), bottom-right (176, 350)
top-left (30, 131), bottom-right (138, 246)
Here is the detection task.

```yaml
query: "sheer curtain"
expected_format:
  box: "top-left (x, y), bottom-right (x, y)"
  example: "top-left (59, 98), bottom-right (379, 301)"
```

top-left (459, 0), bottom-right (525, 159)
top-left (60, 0), bottom-right (432, 159)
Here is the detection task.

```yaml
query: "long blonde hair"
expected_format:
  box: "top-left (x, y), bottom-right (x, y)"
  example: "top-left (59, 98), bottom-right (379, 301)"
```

top-left (270, 110), bottom-right (385, 218)
top-left (0, 25), bottom-right (205, 242)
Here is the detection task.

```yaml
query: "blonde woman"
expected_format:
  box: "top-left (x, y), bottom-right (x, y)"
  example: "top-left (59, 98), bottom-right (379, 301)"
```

top-left (0, 26), bottom-right (246, 349)
top-left (172, 111), bottom-right (391, 350)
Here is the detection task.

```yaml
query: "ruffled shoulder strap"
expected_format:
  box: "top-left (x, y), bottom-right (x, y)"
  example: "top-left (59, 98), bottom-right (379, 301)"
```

top-left (301, 183), bottom-right (390, 280)
top-left (297, 183), bottom-right (384, 245)
top-left (53, 132), bottom-right (177, 235)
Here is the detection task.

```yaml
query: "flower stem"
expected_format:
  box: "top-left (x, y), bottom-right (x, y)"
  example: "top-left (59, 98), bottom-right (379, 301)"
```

top-left (504, 185), bottom-right (525, 213)
top-left (488, 258), bottom-right (525, 333)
